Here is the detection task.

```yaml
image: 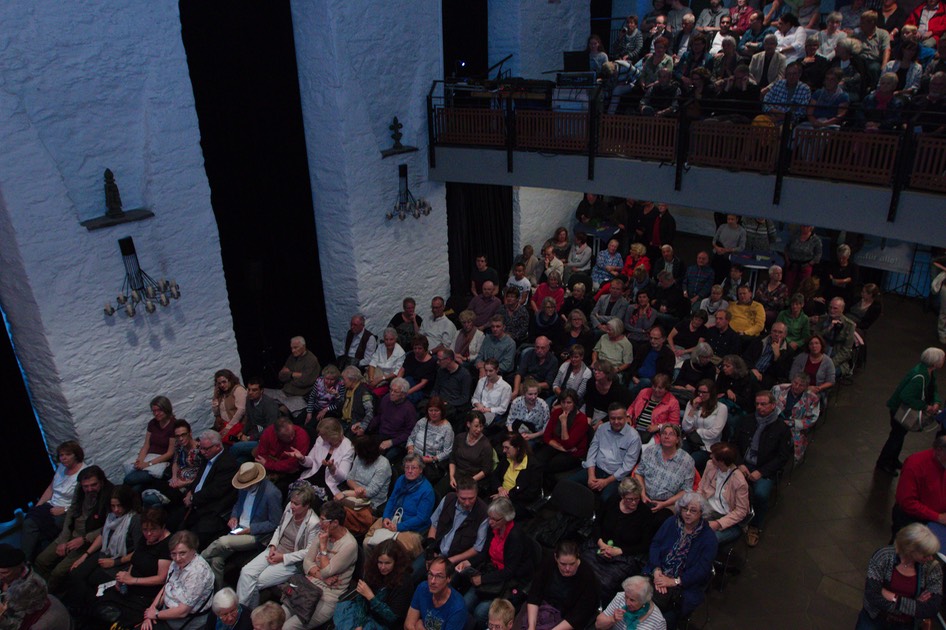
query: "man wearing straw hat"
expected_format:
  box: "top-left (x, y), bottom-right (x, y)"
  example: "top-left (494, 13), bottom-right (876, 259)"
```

top-left (201, 462), bottom-right (283, 588)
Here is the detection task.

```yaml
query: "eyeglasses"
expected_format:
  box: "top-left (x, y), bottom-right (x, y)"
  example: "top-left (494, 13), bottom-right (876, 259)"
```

top-left (174, 432), bottom-right (190, 438)
top-left (427, 572), bottom-right (447, 581)
top-left (680, 506), bottom-right (702, 514)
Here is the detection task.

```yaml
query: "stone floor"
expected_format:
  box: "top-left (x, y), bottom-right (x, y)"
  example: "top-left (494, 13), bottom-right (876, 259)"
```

top-left (692, 292), bottom-right (942, 629)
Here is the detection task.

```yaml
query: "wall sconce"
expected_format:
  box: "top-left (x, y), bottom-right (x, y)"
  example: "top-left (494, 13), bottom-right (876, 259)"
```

top-left (386, 164), bottom-right (431, 221)
top-left (103, 237), bottom-right (180, 317)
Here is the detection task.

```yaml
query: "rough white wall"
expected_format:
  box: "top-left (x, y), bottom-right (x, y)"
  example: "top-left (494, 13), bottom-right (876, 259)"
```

top-left (290, 0), bottom-right (449, 354)
top-left (514, 187), bottom-right (582, 255)
top-left (0, 2), bottom-right (240, 479)
top-left (489, 0), bottom-right (590, 79)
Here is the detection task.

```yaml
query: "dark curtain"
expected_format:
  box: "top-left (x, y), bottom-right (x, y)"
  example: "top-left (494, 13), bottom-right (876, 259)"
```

top-left (179, 0), bottom-right (332, 385)
top-left (446, 183), bottom-right (514, 308)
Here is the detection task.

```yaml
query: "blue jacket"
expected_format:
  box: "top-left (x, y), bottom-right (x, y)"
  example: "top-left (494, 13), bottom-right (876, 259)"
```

top-left (229, 479), bottom-right (283, 545)
top-left (383, 475), bottom-right (435, 533)
top-left (645, 516), bottom-right (718, 615)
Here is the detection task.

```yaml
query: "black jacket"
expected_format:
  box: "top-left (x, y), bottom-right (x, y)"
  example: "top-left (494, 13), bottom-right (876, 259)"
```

top-left (469, 520), bottom-right (535, 586)
top-left (735, 413), bottom-right (792, 479)
top-left (490, 457), bottom-right (543, 510)
top-left (191, 450), bottom-right (239, 524)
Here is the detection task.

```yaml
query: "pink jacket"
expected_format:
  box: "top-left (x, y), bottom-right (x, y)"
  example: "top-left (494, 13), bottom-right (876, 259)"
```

top-left (628, 389), bottom-right (681, 428)
top-left (698, 464), bottom-right (750, 531)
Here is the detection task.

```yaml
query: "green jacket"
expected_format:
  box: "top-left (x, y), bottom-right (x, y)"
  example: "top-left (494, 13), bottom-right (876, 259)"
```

top-left (887, 363), bottom-right (941, 412)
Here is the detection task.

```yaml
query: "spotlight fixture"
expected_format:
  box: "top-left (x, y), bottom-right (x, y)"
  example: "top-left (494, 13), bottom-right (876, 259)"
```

top-left (103, 237), bottom-right (180, 317)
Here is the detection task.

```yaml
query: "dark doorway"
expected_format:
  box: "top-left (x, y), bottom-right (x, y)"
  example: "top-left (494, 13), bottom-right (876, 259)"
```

top-left (442, 0), bottom-right (489, 80)
top-left (591, 0), bottom-right (614, 56)
top-left (179, 0), bottom-right (331, 384)
top-left (0, 310), bottom-right (51, 520)
top-left (445, 183), bottom-right (514, 309)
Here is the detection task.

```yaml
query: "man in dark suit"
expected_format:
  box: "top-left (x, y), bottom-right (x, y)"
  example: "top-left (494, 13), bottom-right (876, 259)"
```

top-left (183, 430), bottom-right (239, 550)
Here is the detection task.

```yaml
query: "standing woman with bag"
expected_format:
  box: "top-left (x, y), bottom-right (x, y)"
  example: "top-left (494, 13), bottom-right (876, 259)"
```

top-left (876, 348), bottom-right (944, 477)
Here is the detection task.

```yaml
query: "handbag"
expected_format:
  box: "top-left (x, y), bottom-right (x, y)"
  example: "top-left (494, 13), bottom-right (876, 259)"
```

top-left (281, 576), bottom-right (324, 620)
top-left (895, 374), bottom-right (936, 432)
top-left (364, 508), bottom-right (403, 547)
top-left (343, 503), bottom-right (377, 535)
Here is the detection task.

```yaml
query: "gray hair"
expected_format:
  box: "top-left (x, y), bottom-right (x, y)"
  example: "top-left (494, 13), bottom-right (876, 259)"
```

top-left (769, 264), bottom-right (782, 275)
top-left (622, 575), bottom-right (654, 601)
top-left (676, 491), bottom-right (710, 518)
top-left (607, 318), bottom-right (625, 335)
top-left (618, 476), bottom-right (643, 497)
top-left (488, 497), bottom-right (516, 522)
top-left (291, 336), bottom-right (306, 347)
top-left (390, 377), bottom-right (410, 394)
top-left (920, 347), bottom-right (946, 369)
top-left (382, 327), bottom-right (398, 341)
top-left (657, 270), bottom-right (674, 283)
top-left (806, 34), bottom-right (820, 46)
top-left (547, 270), bottom-right (562, 283)
top-left (721, 35), bottom-right (736, 48)
top-left (212, 588), bottom-right (239, 613)
top-left (827, 11), bottom-right (842, 22)
top-left (692, 342), bottom-right (714, 359)
top-left (289, 484), bottom-right (316, 508)
top-left (792, 373), bottom-right (811, 386)
top-left (341, 365), bottom-right (364, 382)
top-left (352, 313), bottom-right (366, 324)
top-left (542, 297), bottom-right (557, 310)
top-left (894, 523), bottom-right (941, 559)
top-left (837, 244), bottom-right (852, 257)
top-left (764, 33), bottom-right (778, 44)
top-left (199, 429), bottom-right (222, 447)
top-left (402, 453), bottom-right (425, 470)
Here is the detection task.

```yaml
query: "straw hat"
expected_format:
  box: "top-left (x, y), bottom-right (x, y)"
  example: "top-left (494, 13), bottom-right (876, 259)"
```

top-left (232, 462), bottom-right (266, 489)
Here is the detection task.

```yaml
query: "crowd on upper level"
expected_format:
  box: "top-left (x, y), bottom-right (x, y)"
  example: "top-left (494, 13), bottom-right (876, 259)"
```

top-left (586, 0), bottom-right (946, 130)
top-left (4, 204), bottom-right (946, 630)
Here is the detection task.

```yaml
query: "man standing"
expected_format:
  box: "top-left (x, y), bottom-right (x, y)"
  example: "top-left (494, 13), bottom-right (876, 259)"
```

top-left (477, 315), bottom-right (516, 376)
top-left (682, 252), bottom-right (714, 309)
top-left (572, 403), bottom-right (643, 503)
top-left (337, 314), bottom-right (377, 371)
top-left (512, 336), bottom-right (559, 398)
top-left (405, 556), bottom-right (468, 630)
top-left (269, 336), bottom-right (320, 413)
top-left (182, 430), bottom-right (239, 550)
top-left (735, 392), bottom-right (792, 547)
top-left (421, 296), bottom-right (457, 354)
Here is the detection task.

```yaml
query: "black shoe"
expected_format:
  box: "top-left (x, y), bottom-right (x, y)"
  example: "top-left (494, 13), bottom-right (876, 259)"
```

top-left (875, 463), bottom-right (900, 476)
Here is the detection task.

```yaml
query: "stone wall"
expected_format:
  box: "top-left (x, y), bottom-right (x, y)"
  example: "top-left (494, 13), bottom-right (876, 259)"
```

top-left (514, 188), bottom-right (582, 257)
top-left (489, 0), bottom-right (590, 79)
top-left (0, 2), bottom-right (239, 478)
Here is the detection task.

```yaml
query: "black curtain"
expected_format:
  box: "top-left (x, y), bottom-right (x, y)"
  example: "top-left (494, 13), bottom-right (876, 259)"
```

top-left (179, 0), bottom-right (332, 384)
top-left (446, 183), bottom-right (514, 308)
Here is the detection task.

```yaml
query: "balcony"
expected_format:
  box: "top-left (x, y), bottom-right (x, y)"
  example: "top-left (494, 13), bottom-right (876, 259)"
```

top-left (425, 81), bottom-right (946, 246)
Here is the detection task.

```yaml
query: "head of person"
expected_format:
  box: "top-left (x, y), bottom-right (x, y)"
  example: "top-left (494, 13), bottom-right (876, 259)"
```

top-left (651, 373), bottom-right (671, 400)
top-left (56, 440), bottom-right (85, 467)
top-left (607, 238), bottom-right (620, 254)
top-left (770, 322), bottom-right (788, 344)
top-left (289, 336), bottom-right (306, 357)
top-left (425, 396), bottom-right (447, 425)
top-left (350, 313), bottom-right (366, 334)
top-left (246, 377), bottom-right (264, 402)
top-left (467, 411), bottom-right (487, 438)
top-left (692, 342), bottom-right (714, 366)
top-left (721, 354), bottom-right (747, 378)
top-left (250, 601), bottom-right (286, 630)
top-left (140, 507), bottom-right (169, 545)
top-left (608, 402), bottom-right (629, 432)
top-left (111, 484), bottom-right (140, 517)
top-left (654, 35), bottom-right (670, 56)
top-left (402, 454), bottom-right (425, 481)
top-left (513, 263), bottom-right (526, 281)
top-left (920, 347), bottom-right (946, 370)
top-left (710, 284), bottom-right (724, 302)
top-left (534, 337), bottom-right (551, 361)
top-left (319, 500), bottom-right (347, 536)
top-left (610, 278), bottom-right (626, 300)
top-left (4, 573), bottom-right (51, 618)
top-left (168, 530), bottom-right (199, 569)
top-left (715, 309), bottom-right (731, 330)
top-left (454, 476), bottom-right (479, 512)
top-left (860, 9), bottom-right (878, 32)
top-left (197, 430), bottom-right (224, 462)
top-left (211, 588), bottom-right (241, 627)
top-left (594, 359), bottom-right (616, 383)
top-left (755, 390), bottom-right (777, 417)
top-left (778, 12), bottom-right (798, 33)
top-left (214, 369), bottom-right (239, 394)
top-left (763, 33), bottom-right (778, 54)
top-left (710, 441), bottom-right (738, 471)
top-left (790, 373), bottom-right (811, 396)
top-left (736, 285), bottom-right (753, 305)
top-left (676, 491), bottom-right (709, 528)
top-left (618, 476), bottom-right (644, 511)
top-left (321, 364), bottom-right (341, 389)
top-left (436, 348), bottom-right (458, 370)
top-left (77, 465), bottom-right (106, 499)
top-left (658, 423), bottom-right (682, 450)
top-left (483, 358), bottom-right (501, 382)
top-left (426, 556), bottom-right (455, 595)
top-left (836, 38), bottom-right (855, 60)
top-left (696, 251), bottom-right (710, 267)
top-left (554, 540), bottom-right (581, 577)
top-left (571, 283), bottom-right (587, 301)
top-left (150, 395), bottom-right (174, 422)
top-left (894, 523), bottom-right (941, 565)
top-left (430, 296), bottom-right (446, 318)
top-left (482, 281), bottom-right (497, 299)
top-left (475, 254), bottom-right (488, 271)
top-left (381, 327), bottom-right (398, 349)
top-left (488, 598), bottom-right (516, 630)
top-left (487, 497), bottom-right (516, 533)
top-left (622, 575), bottom-right (656, 614)
top-left (558, 389), bottom-right (580, 419)
top-left (389, 377), bottom-right (410, 403)
top-left (409, 336), bottom-right (430, 361)
top-left (768, 264), bottom-right (783, 284)
top-left (877, 72), bottom-right (898, 94)
top-left (366, 539), bottom-right (410, 591)
top-left (588, 33), bottom-right (604, 53)
top-left (607, 318), bottom-right (625, 339)
top-left (489, 315), bottom-right (505, 338)
top-left (790, 292), bottom-right (805, 316)
top-left (637, 288), bottom-right (652, 307)
top-left (862, 283), bottom-right (881, 301)
top-left (0, 545), bottom-right (26, 587)
top-left (504, 287), bottom-right (521, 308)
top-left (808, 334), bottom-right (826, 357)
top-left (522, 379), bottom-right (540, 406)
top-left (503, 432), bottom-right (532, 464)
top-left (541, 297), bottom-right (558, 318)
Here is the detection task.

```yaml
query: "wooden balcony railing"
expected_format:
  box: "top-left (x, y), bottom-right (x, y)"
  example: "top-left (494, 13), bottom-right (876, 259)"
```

top-left (433, 108), bottom-right (506, 147)
top-left (599, 114), bottom-right (676, 161)
top-left (789, 128), bottom-right (900, 186)
top-left (911, 135), bottom-right (946, 193)
top-left (688, 121), bottom-right (779, 173)
top-left (516, 110), bottom-right (589, 152)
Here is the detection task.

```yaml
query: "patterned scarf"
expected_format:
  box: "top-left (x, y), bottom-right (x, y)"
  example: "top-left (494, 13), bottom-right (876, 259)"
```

top-left (663, 517), bottom-right (704, 578)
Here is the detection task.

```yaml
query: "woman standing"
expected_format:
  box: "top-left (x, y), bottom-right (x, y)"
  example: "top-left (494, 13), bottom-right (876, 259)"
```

top-left (755, 265), bottom-right (789, 329)
top-left (876, 348), bottom-right (944, 476)
top-left (784, 225), bottom-right (822, 292)
top-left (682, 380), bottom-right (728, 473)
top-left (212, 370), bottom-right (247, 446)
top-left (824, 244), bottom-right (860, 304)
top-left (333, 539), bottom-right (414, 629)
top-left (123, 396), bottom-right (178, 494)
top-left (857, 523), bottom-right (942, 629)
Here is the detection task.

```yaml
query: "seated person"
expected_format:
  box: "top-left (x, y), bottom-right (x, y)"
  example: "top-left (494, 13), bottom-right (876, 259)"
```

top-left (422, 296), bottom-right (459, 354)
top-left (506, 263), bottom-right (533, 306)
top-left (591, 279), bottom-right (631, 332)
top-left (405, 557), bottom-right (467, 630)
top-left (846, 283), bottom-right (883, 333)
top-left (388, 297), bottom-right (424, 351)
top-left (415, 478), bottom-right (488, 581)
top-left (471, 254), bottom-right (500, 298)
top-left (140, 530), bottom-right (214, 629)
top-left (681, 380), bottom-right (728, 472)
top-left (789, 334), bottom-right (836, 397)
top-left (641, 67), bottom-right (682, 116)
top-left (535, 390), bottom-right (591, 483)
top-left (451, 310), bottom-right (485, 367)
top-left (200, 462), bottom-right (282, 588)
top-left (892, 434), bottom-right (946, 535)
top-left (332, 539), bottom-right (414, 629)
top-left (829, 38), bottom-right (867, 103)
top-left (706, 309), bottom-right (742, 358)
top-left (19, 439), bottom-right (87, 562)
top-left (593, 318), bottom-right (636, 384)
top-left (674, 342), bottom-right (718, 396)
top-left (625, 289), bottom-right (659, 344)
top-left (596, 575), bottom-right (667, 630)
top-left (454, 496), bottom-right (534, 628)
top-left (235, 378), bottom-right (280, 464)
top-left (728, 285), bottom-right (766, 339)
top-left (490, 432), bottom-right (543, 514)
top-left (552, 344), bottom-right (593, 403)
top-left (431, 349), bottom-right (473, 423)
top-left (514, 336), bottom-right (559, 398)
top-left (772, 374), bottom-right (821, 462)
top-left (362, 377), bottom-right (417, 463)
top-left (858, 72), bottom-right (908, 129)
top-left (643, 493), bottom-right (718, 628)
top-left (122, 396), bottom-right (177, 495)
top-left (34, 465), bottom-right (113, 593)
top-left (398, 335), bottom-right (438, 406)
top-left (281, 501), bottom-right (358, 629)
top-left (505, 379), bottom-right (551, 443)
top-left (336, 366), bottom-right (375, 435)
top-left (367, 328), bottom-right (407, 397)
top-left (716, 354), bottom-right (758, 415)
top-left (754, 265), bottom-right (789, 327)
top-left (634, 424), bottom-right (695, 521)
top-left (697, 442), bottom-right (751, 544)
top-left (566, 231), bottom-right (594, 281)
top-left (269, 337), bottom-right (320, 413)
top-left (815, 297), bottom-right (857, 377)
top-left (532, 270), bottom-right (565, 313)
top-left (291, 418), bottom-right (355, 506)
top-left (252, 602), bottom-right (285, 629)
top-left (501, 286), bottom-right (530, 345)
top-left (406, 397), bottom-right (455, 485)
top-left (524, 540), bottom-right (600, 630)
top-left (750, 34), bottom-right (787, 87)
top-left (762, 61), bottom-right (813, 124)
top-left (468, 281), bottom-right (502, 329)
top-left (735, 391), bottom-right (793, 547)
top-left (592, 240), bottom-right (625, 290)
top-left (668, 310), bottom-right (710, 358)
top-left (471, 359), bottom-right (513, 427)
top-left (202, 589), bottom-right (253, 630)
top-left (440, 413), bottom-right (495, 498)
top-left (176, 431), bottom-right (239, 551)
top-left (580, 477), bottom-right (658, 605)
top-left (560, 289), bottom-right (594, 329)
top-left (0, 571), bottom-right (70, 629)
top-left (702, 284), bottom-right (730, 324)
top-left (365, 455), bottom-right (436, 549)
top-left (337, 314), bottom-right (377, 371)
top-left (629, 373), bottom-right (682, 445)
top-left (584, 360), bottom-right (633, 428)
top-left (477, 316), bottom-right (516, 377)
top-left (334, 436), bottom-right (392, 529)
top-left (570, 403), bottom-right (643, 503)
top-left (303, 365), bottom-right (345, 437)
top-left (682, 251), bottom-right (714, 309)
top-left (652, 269), bottom-right (689, 325)
top-left (211, 369), bottom-right (247, 447)
top-left (255, 417), bottom-right (311, 492)
top-left (531, 298), bottom-right (564, 348)
top-left (629, 326), bottom-right (676, 396)
top-left (743, 321), bottom-right (794, 388)
top-left (776, 293), bottom-right (812, 351)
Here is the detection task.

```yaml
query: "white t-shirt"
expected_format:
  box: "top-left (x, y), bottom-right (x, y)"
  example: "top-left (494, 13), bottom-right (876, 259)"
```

top-left (50, 463), bottom-right (88, 509)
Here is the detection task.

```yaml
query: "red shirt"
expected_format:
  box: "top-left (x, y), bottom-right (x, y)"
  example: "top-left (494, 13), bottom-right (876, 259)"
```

top-left (543, 408), bottom-right (591, 458)
top-left (489, 521), bottom-right (515, 570)
top-left (896, 448), bottom-right (946, 522)
top-left (256, 424), bottom-right (310, 474)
